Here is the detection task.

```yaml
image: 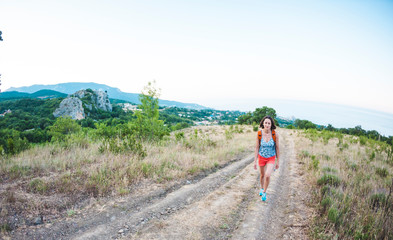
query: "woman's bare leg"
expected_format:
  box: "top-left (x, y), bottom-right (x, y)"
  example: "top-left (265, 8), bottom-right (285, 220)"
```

top-left (259, 165), bottom-right (265, 189)
top-left (263, 163), bottom-right (275, 192)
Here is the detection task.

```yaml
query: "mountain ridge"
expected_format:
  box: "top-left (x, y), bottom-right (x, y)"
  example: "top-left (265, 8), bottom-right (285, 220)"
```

top-left (0, 89), bottom-right (67, 100)
top-left (6, 82), bottom-right (209, 110)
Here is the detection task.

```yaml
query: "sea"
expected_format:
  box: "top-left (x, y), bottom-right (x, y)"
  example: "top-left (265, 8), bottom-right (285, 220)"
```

top-left (209, 99), bottom-right (393, 137)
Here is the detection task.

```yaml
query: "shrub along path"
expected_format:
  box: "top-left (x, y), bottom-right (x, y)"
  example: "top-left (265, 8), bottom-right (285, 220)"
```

top-left (8, 129), bottom-right (313, 239)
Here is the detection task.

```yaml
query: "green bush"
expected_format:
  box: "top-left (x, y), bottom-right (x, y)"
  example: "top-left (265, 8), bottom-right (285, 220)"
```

top-left (175, 131), bottom-right (185, 141)
top-left (321, 130), bottom-right (336, 145)
top-left (100, 135), bottom-right (146, 158)
top-left (321, 185), bottom-right (331, 196)
top-left (317, 174), bottom-right (341, 187)
top-left (69, 131), bottom-right (90, 149)
top-left (321, 196), bottom-right (332, 212)
top-left (171, 122), bottom-right (190, 131)
top-left (359, 136), bottom-right (367, 145)
top-left (94, 122), bottom-right (118, 139)
top-left (49, 117), bottom-right (81, 142)
top-left (21, 128), bottom-right (51, 143)
top-left (1, 132), bottom-right (30, 155)
top-left (327, 206), bottom-right (340, 225)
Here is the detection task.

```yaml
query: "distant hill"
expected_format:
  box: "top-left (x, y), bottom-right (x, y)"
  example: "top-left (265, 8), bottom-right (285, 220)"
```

top-left (6, 82), bottom-right (208, 110)
top-left (0, 89), bottom-right (67, 100)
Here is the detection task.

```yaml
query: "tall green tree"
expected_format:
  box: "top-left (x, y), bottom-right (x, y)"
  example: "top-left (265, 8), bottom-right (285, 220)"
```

top-left (237, 112), bottom-right (253, 125)
top-left (133, 81), bottom-right (169, 141)
top-left (252, 106), bottom-right (277, 124)
top-left (139, 81), bottom-right (160, 119)
top-left (238, 106), bottom-right (277, 125)
top-left (294, 119), bottom-right (317, 129)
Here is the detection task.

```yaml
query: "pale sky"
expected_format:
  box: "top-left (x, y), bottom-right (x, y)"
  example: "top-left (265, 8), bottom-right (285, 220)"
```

top-left (1, 0), bottom-right (393, 113)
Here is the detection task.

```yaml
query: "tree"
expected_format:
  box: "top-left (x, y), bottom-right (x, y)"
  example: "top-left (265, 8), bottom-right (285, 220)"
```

top-left (294, 119), bottom-right (317, 129)
top-left (139, 81), bottom-right (160, 119)
top-left (252, 107), bottom-right (277, 124)
top-left (351, 125), bottom-right (366, 136)
top-left (366, 130), bottom-right (379, 140)
top-left (238, 112), bottom-right (253, 125)
top-left (48, 117), bottom-right (82, 141)
top-left (237, 106), bottom-right (277, 125)
top-left (133, 81), bottom-right (169, 141)
top-left (326, 124), bottom-right (335, 131)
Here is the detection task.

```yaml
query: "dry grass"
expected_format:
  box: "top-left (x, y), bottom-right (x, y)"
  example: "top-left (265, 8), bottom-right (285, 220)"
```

top-left (0, 125), bottom-right (254, 230)
top-left (294, 129), bottom-right (393, 239)
top-left (142, 125), bottom-right (254, 182)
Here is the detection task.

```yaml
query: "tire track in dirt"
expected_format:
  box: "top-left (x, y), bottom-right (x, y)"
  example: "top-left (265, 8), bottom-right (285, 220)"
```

top-left (125, 157), bottom-right (259, 240)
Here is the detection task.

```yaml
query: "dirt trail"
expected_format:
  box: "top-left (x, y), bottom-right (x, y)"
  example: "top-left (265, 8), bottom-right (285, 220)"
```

top-left (125, 129), bottom-right (312, 240)
top-left (231, 129), bottom-right (312, 240)
top-left (7, 129), bottom-right (312, 240)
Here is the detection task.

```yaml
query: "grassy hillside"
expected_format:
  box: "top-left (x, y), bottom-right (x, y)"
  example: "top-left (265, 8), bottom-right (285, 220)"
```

top-left (295, 129), bottom-right (393, 239)
top-left (0, 125), bottom-right (254, 232)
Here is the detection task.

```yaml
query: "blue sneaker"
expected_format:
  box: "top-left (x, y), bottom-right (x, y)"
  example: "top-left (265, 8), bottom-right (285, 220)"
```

top-left (259, 189), bottom-right (264, 196)
top-left (261, 192), bottom-right (267, 201)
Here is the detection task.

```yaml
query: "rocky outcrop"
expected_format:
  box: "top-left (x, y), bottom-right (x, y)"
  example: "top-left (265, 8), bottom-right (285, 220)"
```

top-left (53, 97), bottom-right (85, 120)
top-left (53, 89), bottom-right (112, 120)
top-left (73, 89), bottom-right (112, 112)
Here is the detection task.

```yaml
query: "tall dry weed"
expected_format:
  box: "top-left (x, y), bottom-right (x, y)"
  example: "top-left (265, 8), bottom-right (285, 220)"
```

top-left (294, 129), bottom-right (393, 239)
top-left (1, 125), bottom-right (254, 201)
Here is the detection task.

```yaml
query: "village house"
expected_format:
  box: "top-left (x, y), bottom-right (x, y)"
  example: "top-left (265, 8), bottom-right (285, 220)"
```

top-left (0, 109), bottom-right (11, 117)
top-left (122, 103), bottom-right (138, 112)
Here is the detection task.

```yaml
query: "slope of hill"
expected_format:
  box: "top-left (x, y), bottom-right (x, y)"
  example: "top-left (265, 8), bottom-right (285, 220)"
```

top-left (6, 82), bottom-right (208, 110)
top-left (30, 89), bottom-right (68, 98)
top-left (0, 90), bottom-right (67, 100)
top-left (0, 91), bottom-right (29, 99)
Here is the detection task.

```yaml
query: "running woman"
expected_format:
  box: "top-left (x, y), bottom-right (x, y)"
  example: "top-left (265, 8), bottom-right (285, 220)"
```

top-left (254, 116), bottom-right (280, 201)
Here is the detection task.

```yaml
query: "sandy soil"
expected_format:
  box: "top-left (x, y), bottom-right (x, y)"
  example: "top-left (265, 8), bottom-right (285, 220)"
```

top-left (5, 129), bottom-right (313, 240)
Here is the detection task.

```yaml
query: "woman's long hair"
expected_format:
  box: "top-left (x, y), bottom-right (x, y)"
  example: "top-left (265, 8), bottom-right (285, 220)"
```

top-left (259, 116), bottom-right (277, 130)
